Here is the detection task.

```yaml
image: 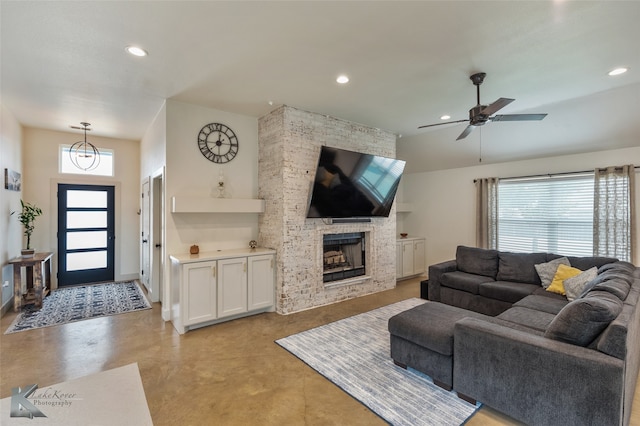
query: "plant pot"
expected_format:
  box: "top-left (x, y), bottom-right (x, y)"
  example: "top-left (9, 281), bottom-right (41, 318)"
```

top-left (21, 249), bottom-right (35, 257)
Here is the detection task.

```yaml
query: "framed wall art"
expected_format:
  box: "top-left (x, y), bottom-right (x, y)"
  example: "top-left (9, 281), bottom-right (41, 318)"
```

top-left (4, 168), bottom-right (21, 191)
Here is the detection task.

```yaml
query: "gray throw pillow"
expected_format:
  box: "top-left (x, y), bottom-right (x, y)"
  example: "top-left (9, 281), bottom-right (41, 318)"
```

top-left (545, 291), bottom-right (623, 346)
top-left (535, 257), bottom-right (570, 289)
top-left (564, 267), bottom-right (597, 301)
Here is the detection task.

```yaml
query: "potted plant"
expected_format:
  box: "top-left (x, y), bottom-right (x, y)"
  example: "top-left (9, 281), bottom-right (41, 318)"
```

top-left (12, 200), bottom-right (43, 257)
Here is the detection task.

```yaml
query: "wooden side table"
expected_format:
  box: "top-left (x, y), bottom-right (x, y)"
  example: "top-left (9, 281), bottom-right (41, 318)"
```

top-left (9, 252), bottom-right (54, 311)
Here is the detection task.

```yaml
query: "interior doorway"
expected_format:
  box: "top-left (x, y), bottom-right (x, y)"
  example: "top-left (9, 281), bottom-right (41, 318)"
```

top-left (57, 183), bottom-right (115, 286)
top-left (140, 168), bottom-right (164, 304)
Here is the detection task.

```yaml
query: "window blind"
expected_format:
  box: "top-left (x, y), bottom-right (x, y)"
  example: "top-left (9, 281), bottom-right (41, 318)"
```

top-left (497, 174), bottom-right (594, 256)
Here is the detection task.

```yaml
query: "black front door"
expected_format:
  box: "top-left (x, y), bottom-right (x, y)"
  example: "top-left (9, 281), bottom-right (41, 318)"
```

top-left (57, 184), bottom-right (115, 286)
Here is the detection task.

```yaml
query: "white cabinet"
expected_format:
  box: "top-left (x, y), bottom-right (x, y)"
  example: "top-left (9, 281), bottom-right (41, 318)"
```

top-left (183, 261), bottom-right (217, 325)
top-left (248, 254), bottom-right (275, 310)
top-left (397, 237), bottom-right (426, 280)
top-left (170, 248), bottom-right (275, 334)
top-left (217, 257), bottom-right (248, 318)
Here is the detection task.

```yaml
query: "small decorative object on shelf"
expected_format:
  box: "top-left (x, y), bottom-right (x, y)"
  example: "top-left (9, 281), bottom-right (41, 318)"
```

top-left (217, 170), bottom-right (226, 198)
top-left (11, 200), bottom-right (42, 257)
top-left (190, 245), bottom-right (199, 255)
top-left (249, 240), bottom-right (257, 249)
top-left (400, 233), bottom-right (408, 238)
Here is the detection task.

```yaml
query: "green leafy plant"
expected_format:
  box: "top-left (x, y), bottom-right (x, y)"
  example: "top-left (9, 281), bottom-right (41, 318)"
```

top-left (11, 200), bottom-right (43, 250)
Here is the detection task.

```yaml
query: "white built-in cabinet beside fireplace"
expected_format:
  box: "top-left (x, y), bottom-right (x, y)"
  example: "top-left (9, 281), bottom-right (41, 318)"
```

top-left (169, 248), bottom-right (275, 334)
top-left (396, 237), bottom-right (426, 279)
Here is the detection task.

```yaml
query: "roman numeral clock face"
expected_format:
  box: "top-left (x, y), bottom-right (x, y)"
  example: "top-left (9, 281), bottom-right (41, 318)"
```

top-left (197, 123), bottom-right (239, 163)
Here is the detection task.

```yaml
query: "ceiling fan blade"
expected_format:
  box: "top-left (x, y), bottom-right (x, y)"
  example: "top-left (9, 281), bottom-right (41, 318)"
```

top-left (480, 98), bottom-right (515, 116)
top-left (418, 119), bottom-right (468, 129)
top-left (491, 113), bottom-right (547, 122)
top-left (456, 125), bottom-right (476, 140)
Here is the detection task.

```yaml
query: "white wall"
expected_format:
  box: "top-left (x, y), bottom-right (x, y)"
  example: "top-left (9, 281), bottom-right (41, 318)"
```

top-left (164, 99), bottom-right (260, 255)
top-left (22, 127), bottom-right (141, 287)
top-left (0, 105), bottom-right (23, 312)
top-left (141, 102), bottom-right (167, 180)
top-left (401, 146), bottom-right (640, 269)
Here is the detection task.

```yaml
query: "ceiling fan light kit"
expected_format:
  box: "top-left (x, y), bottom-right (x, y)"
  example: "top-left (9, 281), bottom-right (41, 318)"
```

top-left (418, 72), bottom-right (548, 140)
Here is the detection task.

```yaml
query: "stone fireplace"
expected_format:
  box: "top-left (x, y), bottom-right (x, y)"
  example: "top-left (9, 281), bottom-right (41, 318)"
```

top-left (257, 105), bottom-right (397, 314)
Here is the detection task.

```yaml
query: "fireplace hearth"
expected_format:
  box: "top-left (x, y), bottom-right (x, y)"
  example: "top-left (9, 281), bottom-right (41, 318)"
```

top-left (323, 232), bottom-right (366, 283)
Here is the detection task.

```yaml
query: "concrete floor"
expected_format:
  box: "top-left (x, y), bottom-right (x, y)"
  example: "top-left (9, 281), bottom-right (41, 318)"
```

top-left (2, 277), bottom-right (634, 425)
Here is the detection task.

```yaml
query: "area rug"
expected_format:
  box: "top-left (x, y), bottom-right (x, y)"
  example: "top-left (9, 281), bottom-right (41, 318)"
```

top-left (5, 281), bottom-right (151, 334)
top-left (276, 298), bottom-right (480, 426)
top-left (0, 363), bottom-right (153, 425)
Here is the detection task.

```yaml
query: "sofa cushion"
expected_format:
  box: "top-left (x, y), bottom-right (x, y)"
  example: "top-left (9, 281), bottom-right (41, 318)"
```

top-left (497, 252), bottom-right (548, 285)
top-left (544, 290), bottom-right (623, 346)
top-left (441, 271), bottom-right (494, 295)
top-left (564, 267), bottom-right (598, 301)
top-left (478, 281), bottom-right (539, 304)
top-left (513, 295), bottom-right (568, 315)
top-left (546, 264), bottom-right (582, 295)
top-left (456, 246), bottom-right (499, 278)
top-left (388, 302), bottom-right (489, 356)
top-left (535, 257), bottom-right (570, 288)
top-left (599, 261), bottom-right (636, 275)
top-left (579, 271), bottom-right (632, 301)
top-left (567, 256), bottom-right (618, 271)
top-left (497, 306), bottom-right (557, 332)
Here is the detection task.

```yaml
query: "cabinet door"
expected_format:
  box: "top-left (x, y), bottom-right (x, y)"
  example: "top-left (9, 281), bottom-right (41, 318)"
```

top-left (183, 261), bottom-right (217, 325)
top-left (248, 254), bottom-right (275, 310)
top-left (217, 257), bottom-right (248, 318)
top-left (401, 241), bottom-right (415, 277)
top-left (396, 242), bottom-right (403, 279)
top-left (413, 239), bottom-right (426, 275)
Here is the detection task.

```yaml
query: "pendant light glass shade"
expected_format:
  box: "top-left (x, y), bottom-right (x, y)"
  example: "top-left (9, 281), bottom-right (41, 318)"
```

top-left (70, 122), bottom-right (100, 171)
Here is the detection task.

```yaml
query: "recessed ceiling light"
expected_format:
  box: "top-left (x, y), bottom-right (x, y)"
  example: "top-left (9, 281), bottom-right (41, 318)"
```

top-left (441, 115), bottom-right (451, 120)
top-left (336, 75), bottom-right (349, 84)
top-left (608, 67), bottom-right (628, 76)
top-left (126, 46), bottom-right (148, 57)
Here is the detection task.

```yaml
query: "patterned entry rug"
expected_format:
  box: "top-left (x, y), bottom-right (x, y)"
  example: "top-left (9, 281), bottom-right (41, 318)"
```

top-left (276, 298), bottom-right (480, 426)
top-left (5, 281), bottom-right (151, 334)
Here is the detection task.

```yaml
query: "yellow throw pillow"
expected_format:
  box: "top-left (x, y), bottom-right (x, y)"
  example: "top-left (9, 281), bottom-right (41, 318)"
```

top-left (546, 264), bottom-right (583, 296)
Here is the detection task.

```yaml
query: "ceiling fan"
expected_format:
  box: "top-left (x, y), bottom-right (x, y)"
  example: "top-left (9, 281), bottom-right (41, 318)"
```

top-left (418, 72), bottom-right (547, 140)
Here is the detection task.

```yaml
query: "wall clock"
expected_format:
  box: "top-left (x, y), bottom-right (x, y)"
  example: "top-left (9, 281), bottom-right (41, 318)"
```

top-left (197, 123), bottom-right (239, 163)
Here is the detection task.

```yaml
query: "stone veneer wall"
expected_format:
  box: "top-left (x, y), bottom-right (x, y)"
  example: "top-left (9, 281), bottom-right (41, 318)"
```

top-left (258, 105), bottom-right (397, 314)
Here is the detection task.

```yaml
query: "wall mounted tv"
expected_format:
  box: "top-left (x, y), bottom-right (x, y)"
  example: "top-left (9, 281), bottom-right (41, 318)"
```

top-left (306, 146), bottom-right (406, 218)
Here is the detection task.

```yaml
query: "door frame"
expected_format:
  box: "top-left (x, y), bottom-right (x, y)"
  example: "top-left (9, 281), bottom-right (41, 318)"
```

top-left (140, 167), bottom-right (165, 304)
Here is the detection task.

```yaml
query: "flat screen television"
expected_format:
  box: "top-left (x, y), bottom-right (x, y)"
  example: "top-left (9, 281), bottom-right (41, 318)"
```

top-left (306, 146), bottom-right (406, 218)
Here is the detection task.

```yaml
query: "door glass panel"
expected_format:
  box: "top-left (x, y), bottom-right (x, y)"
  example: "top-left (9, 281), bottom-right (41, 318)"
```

top-left (67, 251), bottom-right (107, 271)
top-left (67, 211), bottom-right (107, 229)
top-left (67, 231), bottom-right (107, 250)
top-left (67, 190), bottom-right (107, 208)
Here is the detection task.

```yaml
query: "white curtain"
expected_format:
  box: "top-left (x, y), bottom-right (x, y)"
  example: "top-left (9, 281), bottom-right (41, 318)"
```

top-left (475, 177), bottom-right (498, 249)
top-left (594, 165), bottom-right (636, 262)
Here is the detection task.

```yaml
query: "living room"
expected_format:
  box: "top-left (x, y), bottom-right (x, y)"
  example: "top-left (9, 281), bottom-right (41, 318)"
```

top-left (1, 2), bottom-right (640, 425)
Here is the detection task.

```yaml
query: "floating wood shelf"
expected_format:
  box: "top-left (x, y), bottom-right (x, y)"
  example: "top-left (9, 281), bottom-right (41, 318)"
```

top-left (171, 196), bottom-right (265, 213)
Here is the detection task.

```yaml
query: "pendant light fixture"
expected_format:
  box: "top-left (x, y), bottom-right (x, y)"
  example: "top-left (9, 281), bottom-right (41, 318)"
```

top-left (69, 122), bottom-right (100, 171)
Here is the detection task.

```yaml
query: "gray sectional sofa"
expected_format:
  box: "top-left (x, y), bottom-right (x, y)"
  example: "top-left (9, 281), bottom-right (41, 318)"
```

top-left (389, 245), bottom-right (640, 425)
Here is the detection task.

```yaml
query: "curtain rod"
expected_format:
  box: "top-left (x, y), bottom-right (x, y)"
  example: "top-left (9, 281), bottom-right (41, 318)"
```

top-left (473, 165), bottom-right (640, 183)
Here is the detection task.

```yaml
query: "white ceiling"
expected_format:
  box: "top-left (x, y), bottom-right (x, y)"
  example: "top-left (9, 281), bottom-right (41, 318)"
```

top-left (2, 1), bottom-right (639, 173)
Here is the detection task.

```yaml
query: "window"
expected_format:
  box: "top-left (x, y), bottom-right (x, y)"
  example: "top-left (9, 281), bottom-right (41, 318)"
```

top-left (59, 145), bottom-right (114, 177)
top-left (497, 174), bottom-right (594, 256)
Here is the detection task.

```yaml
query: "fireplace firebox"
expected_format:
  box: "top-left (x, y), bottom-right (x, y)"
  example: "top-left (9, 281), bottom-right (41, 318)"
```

top-left (323, 232), bottom-right (366, 283)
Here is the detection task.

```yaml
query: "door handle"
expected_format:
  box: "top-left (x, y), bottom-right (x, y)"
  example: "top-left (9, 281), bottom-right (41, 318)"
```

top-left (142, 239), bottom-right (148, 243)
top-left (155, 243), bottom-right (161, 248)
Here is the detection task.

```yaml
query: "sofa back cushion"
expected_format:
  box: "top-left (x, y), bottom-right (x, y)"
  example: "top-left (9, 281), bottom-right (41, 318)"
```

top-left (579, 271), bottom-right (632, 301)
top-left (544, 290), bottom-right (623, 347)
top-left (497, 252), bottom-right (548, 285)
top-left (566, 256), bottom-right (618, 271)
top-left (456, 246), bottom-right (499, 278)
